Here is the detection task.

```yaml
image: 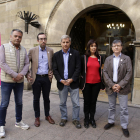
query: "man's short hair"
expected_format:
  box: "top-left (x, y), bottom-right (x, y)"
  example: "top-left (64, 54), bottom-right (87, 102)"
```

top-left (112, 40), bottom-right (123, 46)
top-left (11, 29), bottom-right (23, 35)
top-left (37, 32), bottom-right (46, 40)
top-left (61, 35), bottom-right (71, 42)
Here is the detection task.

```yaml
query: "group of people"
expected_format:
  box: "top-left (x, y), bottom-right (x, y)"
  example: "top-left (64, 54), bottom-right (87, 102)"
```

top-left (0, 29), bottom-right (132, 138)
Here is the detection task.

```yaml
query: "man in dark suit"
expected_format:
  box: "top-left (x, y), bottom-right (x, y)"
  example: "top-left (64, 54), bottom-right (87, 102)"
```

top-left (53, 35), bottom-right (81, 129)
top-left (103, 40), bottom-right (132, 137)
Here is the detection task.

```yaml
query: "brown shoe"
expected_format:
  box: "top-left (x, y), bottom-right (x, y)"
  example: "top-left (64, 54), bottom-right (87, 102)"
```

top-left (34, 117), bottom-right (40, 127)
top-left (45, 116), bottom-right (55, 124)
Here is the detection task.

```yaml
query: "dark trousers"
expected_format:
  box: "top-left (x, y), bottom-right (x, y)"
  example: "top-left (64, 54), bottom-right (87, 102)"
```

top-left (0, 82), bottom-right (23, 126)
top-left (32, 75), bottom-right (51, 118)
top-left (83, 82), bottom-right (101, 121)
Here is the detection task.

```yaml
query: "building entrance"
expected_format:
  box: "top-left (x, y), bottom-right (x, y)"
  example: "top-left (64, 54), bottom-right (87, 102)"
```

top-left (69, 5), bottom-right (135, 64)
top-left (69, 4), bottom-right (135, 100)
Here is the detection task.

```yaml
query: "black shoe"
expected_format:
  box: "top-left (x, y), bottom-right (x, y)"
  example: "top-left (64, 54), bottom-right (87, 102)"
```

top-left (84, 120), bottom-right (89, 128)
top-left (122, 128), bottom-right (129, 137)
top-left (90, 120), bottom-right (96, 128)
top-left (104, 123), bottom-right (114, 130)
top-left (59, 119), bottom-right (67, 127)
top-left (72, 120), bottom-right (82, 129)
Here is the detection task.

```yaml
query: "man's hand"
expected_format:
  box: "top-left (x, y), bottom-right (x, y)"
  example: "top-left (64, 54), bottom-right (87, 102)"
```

top-left (65, 79), bottom-right (73, 86)
top-left (27, 75), bottom-right (33, 83)
top-left (112, 84), bottom-right (117, 92)
top-left (112, 84), bottom-right (121, 93)
top-left (48, 71), bottom-right (53, 79)
top-left (13, 73), bottom-right (23, 82)
top-left (61, 80), bottom-right (67, 85)
top-left (115, 84), bottom-right (121, 93)
top-left (61, 79), bottom-right (73, 86)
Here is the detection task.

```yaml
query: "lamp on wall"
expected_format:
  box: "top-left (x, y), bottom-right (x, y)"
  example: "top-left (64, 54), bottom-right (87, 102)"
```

top-left (17, 11), bottom-right (40, 34)
top-left (107, 23), bottom-right (125, 29)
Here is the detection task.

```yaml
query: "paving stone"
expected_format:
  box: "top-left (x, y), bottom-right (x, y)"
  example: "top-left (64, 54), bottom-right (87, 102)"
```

top-left (0, 89), bottom-right (140, 140)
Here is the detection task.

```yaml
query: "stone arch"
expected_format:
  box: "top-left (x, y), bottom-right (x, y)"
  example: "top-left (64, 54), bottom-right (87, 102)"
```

top-left (45, 0), bottom-right (140, 44)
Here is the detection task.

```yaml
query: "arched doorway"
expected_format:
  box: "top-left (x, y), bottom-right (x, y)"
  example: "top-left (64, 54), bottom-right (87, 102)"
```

top-left (68, 4), bottom-right (135, 64)
top-left (67, 4), bottom-right (135, 100)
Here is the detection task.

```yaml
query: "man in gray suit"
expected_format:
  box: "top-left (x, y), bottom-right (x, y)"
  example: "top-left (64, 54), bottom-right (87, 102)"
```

top-left (103, 40), bottom-right (132, 138)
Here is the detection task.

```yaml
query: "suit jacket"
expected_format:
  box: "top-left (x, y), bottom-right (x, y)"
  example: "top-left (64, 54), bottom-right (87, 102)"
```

top-left (103, 53), bottom-right (132, 95)
top-left (79, 55), bottom-right (104, 90)
top-left (52, 48), bottom-right (81, 90)
top-left (28, 45), bottom-right (54, 85)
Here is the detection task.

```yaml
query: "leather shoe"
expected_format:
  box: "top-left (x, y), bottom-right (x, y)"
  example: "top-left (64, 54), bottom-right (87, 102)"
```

top-left (59, 119), bottom-right (67, 127)
top-left (90, 120), bottom-right (96, 128)
top-left (104, 123), bottom-right (114, 130)
top-left (72, 120), bottom-right (81, 129)
top-left (84, 120), bottom-right (89, 128)
top-left (45, 116), bottom-right (55, 124)
top-left (122, 128), bottom-right (129, 137)
top-left (34, 117), bottom-right (40, 127)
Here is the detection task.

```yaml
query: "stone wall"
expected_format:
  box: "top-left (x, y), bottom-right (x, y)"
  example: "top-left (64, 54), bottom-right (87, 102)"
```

top-left (0, 0), bottom-right (58, 52)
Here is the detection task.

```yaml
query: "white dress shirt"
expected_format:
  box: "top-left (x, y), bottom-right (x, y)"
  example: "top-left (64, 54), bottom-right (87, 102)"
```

top-left (113, 53), bottom-right (121, 82)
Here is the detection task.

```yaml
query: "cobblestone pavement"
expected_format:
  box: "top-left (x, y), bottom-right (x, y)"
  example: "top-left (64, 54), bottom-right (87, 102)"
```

top-left (0, 89), bottom-right (140, 140)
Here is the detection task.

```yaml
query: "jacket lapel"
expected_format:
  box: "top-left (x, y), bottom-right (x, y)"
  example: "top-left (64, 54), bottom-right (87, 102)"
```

top-left (118, 53), bottom-right (126, 70)
top-left (68, 48), bottom-right (72, 63)
top-left (60, 50), bottom-right (64, 68)
top-left (46, 46), bottom-right (50, 70)
top-left (109, 55), bottom-right (113, 73)
top-left (35, 46), bottom-right (39, 68)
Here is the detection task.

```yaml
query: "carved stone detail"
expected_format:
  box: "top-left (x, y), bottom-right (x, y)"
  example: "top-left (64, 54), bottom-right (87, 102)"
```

top-left (45, 0), bottom-right (64, 37)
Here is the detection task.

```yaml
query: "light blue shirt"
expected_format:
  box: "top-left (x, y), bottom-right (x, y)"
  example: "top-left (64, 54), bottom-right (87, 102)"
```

top-left (62, 48), bottom-right (70, 80)
top-left (37, 46), bottom-right (48, 75)
top-left (113, 53), bottom-right (121, 82)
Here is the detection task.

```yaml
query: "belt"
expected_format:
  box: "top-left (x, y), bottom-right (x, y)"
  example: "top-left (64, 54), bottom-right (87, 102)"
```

top-left (36, 74), bottom-right (48, 77)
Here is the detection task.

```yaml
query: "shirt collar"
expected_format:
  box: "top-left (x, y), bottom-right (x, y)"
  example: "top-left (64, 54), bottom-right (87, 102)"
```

top-left (39, 46), bottom-right (46, 51)
top-left (62, 48), bottom-right (70, 54)
top-left (113, 53), bottom-right (121, 58)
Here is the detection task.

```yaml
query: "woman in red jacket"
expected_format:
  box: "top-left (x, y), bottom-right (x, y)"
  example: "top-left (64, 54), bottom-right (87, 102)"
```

top-left (80, 39), bottom-right (104, 128)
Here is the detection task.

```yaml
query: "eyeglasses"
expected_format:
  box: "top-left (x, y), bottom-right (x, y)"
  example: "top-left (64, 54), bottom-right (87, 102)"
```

top-left (39, 38), bottom-right (47, 41)
top-left (112, 45), bottom-right (121, 48)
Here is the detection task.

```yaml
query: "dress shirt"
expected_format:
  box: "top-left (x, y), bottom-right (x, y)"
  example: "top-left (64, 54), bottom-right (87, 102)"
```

top-left (113, 53), bottom-right (121, 82)
top-left (37, 46), bottom-right (48, 75)
top-left (62, 48), bottom-right (70, 80)
top-left (0, 42), bottom-right (29, 78)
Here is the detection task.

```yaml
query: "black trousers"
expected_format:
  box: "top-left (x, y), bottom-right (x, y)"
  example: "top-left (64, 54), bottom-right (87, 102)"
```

top-left (32, 75), bottom-right (51, 118)
top-left (83, 82), bottom-right (101, 121)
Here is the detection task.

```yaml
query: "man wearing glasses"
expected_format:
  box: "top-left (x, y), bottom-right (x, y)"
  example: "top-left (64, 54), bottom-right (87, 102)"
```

top-left (27, 33), bottom-right (55, 127)
top-left (103, 40), bottom-right (132, 137)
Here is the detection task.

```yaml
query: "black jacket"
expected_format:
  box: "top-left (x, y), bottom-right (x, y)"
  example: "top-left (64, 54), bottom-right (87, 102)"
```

top-left (52, 48), bottom-right (81, 90)
top-left (79, 55), bottom-right (104, 90)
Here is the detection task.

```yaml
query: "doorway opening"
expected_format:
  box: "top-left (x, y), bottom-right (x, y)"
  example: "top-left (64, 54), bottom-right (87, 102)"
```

top-left (69, 4), bottom-right (135, 63)
top-left (68, 4), bottom-right (135, 100)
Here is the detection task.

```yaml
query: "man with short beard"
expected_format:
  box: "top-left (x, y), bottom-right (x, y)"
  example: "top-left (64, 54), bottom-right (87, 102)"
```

top-left (0, 29), bottom-right (30, 138)
top-left (27, 33), bottom-right (55, 127)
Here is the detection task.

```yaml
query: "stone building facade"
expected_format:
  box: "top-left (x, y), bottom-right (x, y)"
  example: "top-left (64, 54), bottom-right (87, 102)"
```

top-left (0, 0), bottom-right (140, 105)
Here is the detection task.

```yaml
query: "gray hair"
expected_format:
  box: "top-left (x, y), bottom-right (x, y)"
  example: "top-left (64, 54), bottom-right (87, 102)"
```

top-left (11, 29), bottom-right (23, 35)
top-left (112, 40), bottom-right (123, 46)
top-left (61, 35), bottom-right (71, 42)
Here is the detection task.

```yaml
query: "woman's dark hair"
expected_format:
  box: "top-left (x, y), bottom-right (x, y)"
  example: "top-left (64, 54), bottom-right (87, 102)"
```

top-left (85, 39), bottom-right (99, 57)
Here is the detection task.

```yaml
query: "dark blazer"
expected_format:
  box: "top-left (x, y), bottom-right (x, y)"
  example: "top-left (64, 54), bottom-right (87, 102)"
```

top-left (80, 55), bottom-right (104, 90)
top-left (103, 53), bottom-right (132, 95)
top-left (52, 48), bottom-right (81, 90)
